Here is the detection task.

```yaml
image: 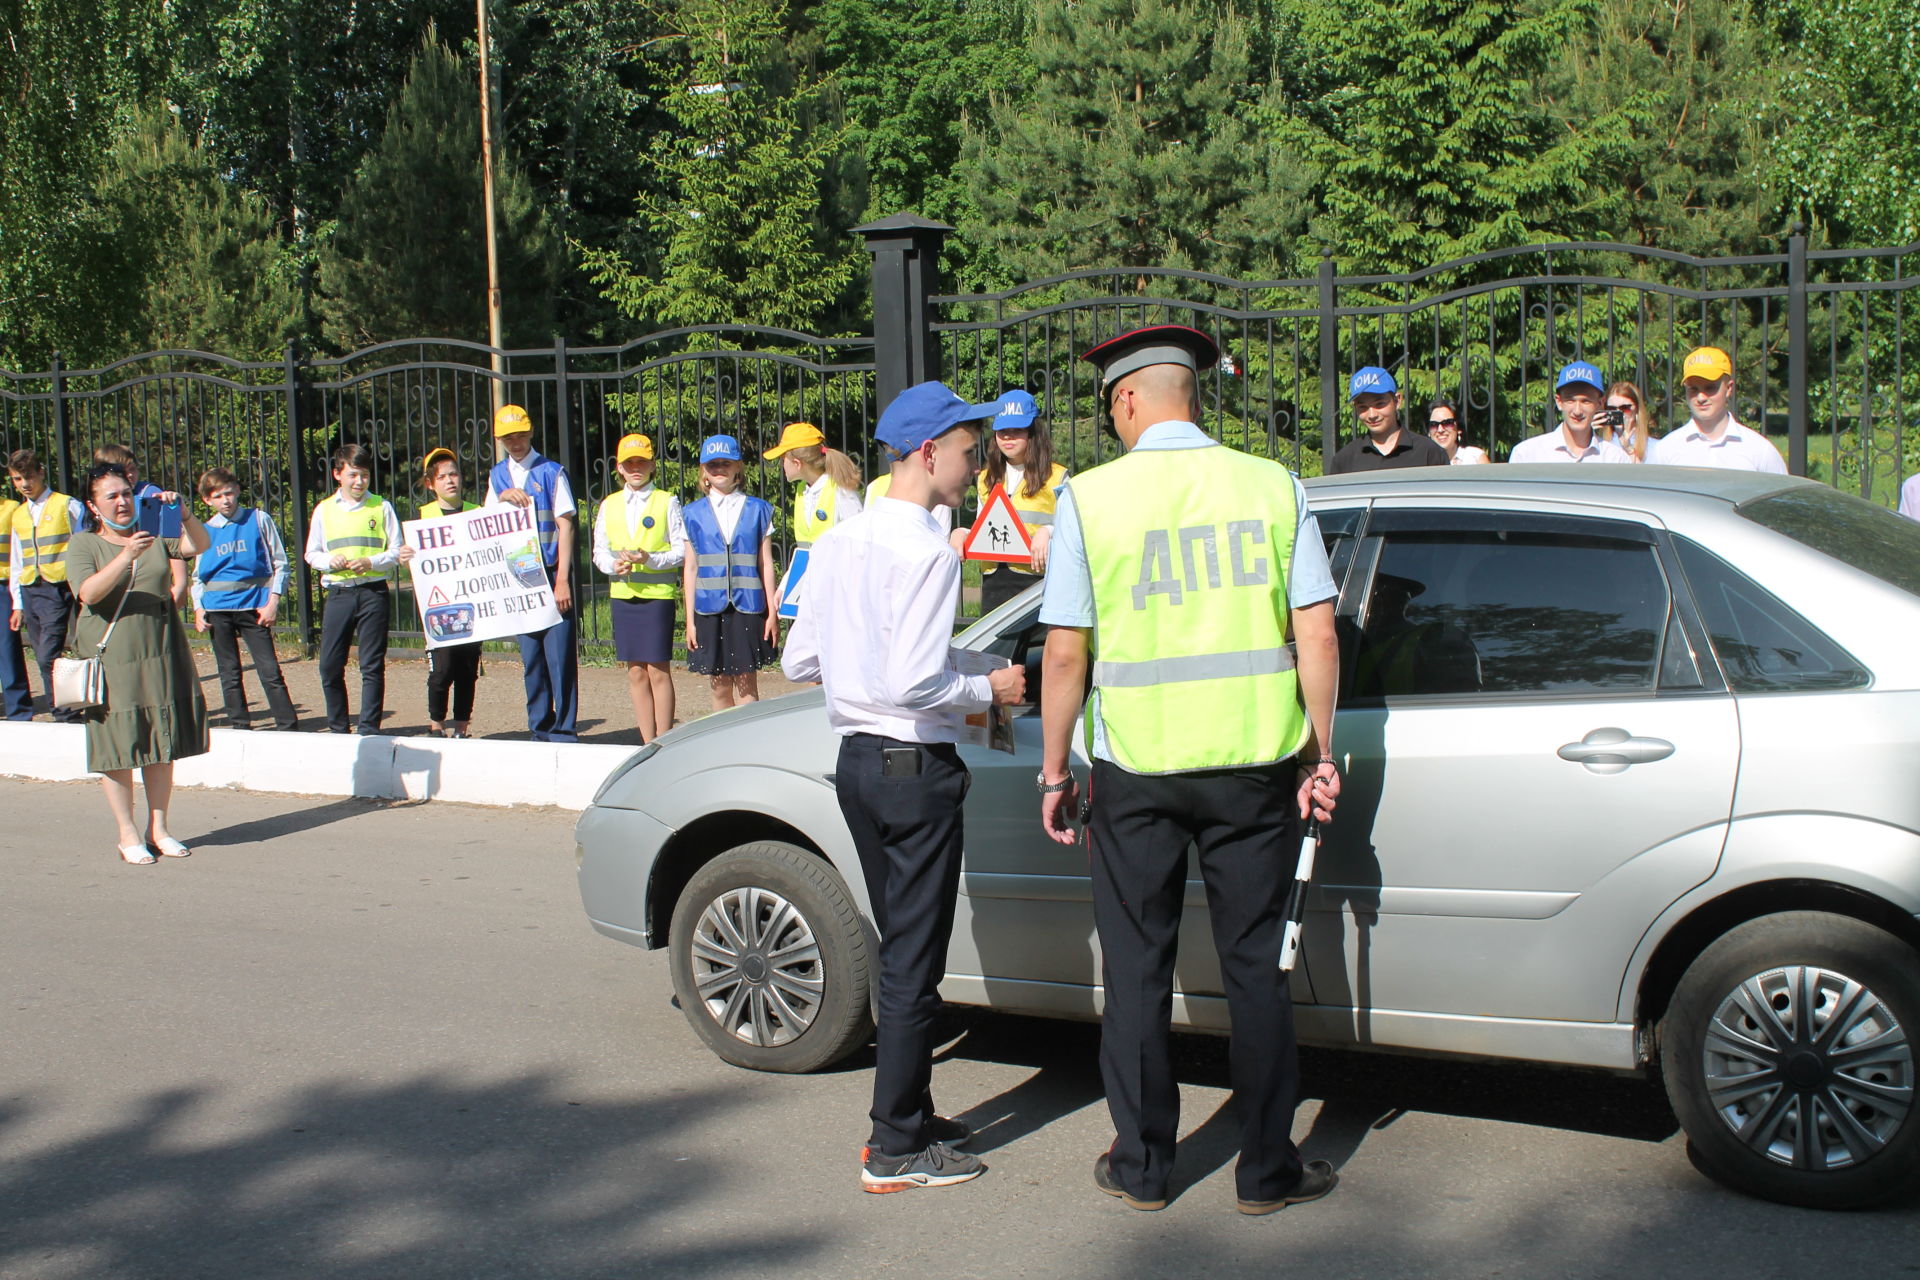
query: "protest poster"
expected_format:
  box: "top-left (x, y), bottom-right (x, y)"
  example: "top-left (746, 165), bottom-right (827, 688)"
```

top-left (403, 503), bottom-right (561, 649)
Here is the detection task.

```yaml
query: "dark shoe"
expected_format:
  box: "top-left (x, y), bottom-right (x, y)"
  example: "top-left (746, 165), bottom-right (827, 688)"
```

top-left (1093, 1151), bottom-right (1166, 1211)
top-left (860, 1142), bottom-right (984, 1193)
top-left (926, 1114), bottom-right (972, 1147)
top-left (1237, 1159), bottom-right (1339, 1215)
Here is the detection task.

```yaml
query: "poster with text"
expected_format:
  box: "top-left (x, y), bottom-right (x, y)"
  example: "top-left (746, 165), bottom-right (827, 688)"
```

top-left (403, 503), bottom-right (562, 648)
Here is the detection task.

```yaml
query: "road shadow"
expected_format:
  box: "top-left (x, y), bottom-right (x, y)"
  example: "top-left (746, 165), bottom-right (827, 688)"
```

top-left (188, 796), bottom-right (425, 850)
top-left (0, 1072), bottom-right (814, 1280)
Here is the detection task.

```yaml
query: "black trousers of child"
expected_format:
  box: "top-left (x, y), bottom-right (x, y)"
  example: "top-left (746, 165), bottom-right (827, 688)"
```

top-left (206, 609), bottom-right (298, 730)
top-left (317, 582), bottom-right (389, 733)
top-left (426, 641), bottom-right (482, 723)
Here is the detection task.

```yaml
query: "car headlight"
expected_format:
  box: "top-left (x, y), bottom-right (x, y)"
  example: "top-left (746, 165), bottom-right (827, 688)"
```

top-left (591, 741), bottom-right (661, 806)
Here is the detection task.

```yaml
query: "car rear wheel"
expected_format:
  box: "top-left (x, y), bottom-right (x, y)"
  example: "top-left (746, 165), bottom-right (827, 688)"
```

top-left (668, 841), bottom-right (873, 1073)
top-left (1660, 911), bottom-right (1920, 1209)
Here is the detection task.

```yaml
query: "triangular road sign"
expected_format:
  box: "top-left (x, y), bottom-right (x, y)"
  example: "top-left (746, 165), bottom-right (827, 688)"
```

top-left (428, 585), bottom-right (451, 606)
top-left (962, 483), bottom-right (1034, 564)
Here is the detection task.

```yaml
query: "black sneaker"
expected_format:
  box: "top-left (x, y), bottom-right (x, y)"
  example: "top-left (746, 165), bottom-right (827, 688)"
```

top-left (1236, 1159), bottom-right (1339, 1215)
top-left (1093, 1151), bottom-right (1167, 1211)
top-left (926, 1114), bottom-right (972, 1147)
top-left (860, 1141), bottom-right (985, 1193)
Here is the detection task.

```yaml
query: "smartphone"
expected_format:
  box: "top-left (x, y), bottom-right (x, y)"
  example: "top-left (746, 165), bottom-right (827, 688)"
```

top-left (135, 492), bottom-right (182, 539)
top-left (881, 747), bottom-right (922, 778)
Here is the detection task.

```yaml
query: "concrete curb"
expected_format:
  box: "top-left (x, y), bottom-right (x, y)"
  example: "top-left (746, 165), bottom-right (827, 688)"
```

top-left (0, 722), bottom-right (635, 810)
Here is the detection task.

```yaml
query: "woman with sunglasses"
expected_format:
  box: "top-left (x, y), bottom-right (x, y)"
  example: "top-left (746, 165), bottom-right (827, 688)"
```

top-left (1600, 382), bottom-right (1649, 461)
top-left (1426, 399), bottom-right (1487, 465)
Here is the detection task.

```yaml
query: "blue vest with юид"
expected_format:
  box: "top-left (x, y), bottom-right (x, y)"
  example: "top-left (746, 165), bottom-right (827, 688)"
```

top-left (683, 495), bottom-right (771, 615)
top-left (195, 509), bottom-right (275, 611)
top-left (489, 452), bottom-right (569, 568)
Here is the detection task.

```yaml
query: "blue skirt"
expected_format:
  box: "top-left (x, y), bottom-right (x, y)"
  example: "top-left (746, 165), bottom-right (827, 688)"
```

top-left (611, 597), bottom-right (676, 665)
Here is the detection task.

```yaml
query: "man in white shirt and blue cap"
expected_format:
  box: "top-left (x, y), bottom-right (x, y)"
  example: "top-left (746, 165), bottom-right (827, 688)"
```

top-left (1508, 362), bottom-right (1634, 464)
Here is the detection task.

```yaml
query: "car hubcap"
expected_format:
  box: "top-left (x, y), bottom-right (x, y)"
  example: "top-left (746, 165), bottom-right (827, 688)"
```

top-left (689, 887), bottom-right (824, 1047)
top-left (1702, 965), bottom-right (1914, 1170)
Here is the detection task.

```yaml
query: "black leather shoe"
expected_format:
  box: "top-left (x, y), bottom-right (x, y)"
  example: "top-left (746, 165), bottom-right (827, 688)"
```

top-left (1094, 1151), bottom-right (1167, 1211)
top-left (1237, 1159), bottom-right (1338, 1215)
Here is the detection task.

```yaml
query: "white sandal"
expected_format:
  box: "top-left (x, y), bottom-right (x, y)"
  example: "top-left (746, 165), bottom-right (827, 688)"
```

top-left (150, 837), bottom-right (191, 858)
top-left (119, 843), bottom-right (156, 865)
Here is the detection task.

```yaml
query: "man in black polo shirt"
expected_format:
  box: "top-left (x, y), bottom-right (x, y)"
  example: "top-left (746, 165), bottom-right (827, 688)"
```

top-left (1326, 367), bottom-right (1450, 474)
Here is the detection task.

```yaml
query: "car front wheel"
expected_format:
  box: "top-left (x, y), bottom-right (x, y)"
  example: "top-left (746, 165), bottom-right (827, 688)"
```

top-left (668, 841), bottom-right (873, 1073)
top-left (1661, 910), bottom-right (1920, 1209)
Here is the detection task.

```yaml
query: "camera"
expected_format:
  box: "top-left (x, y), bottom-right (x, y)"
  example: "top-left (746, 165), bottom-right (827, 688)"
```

top-left (1593, 407), bottom-right (1625, 430)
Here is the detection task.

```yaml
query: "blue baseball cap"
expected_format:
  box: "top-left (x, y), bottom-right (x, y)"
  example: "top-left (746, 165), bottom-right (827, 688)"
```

top-left (875, 382), bottom-right (1002, 458)
top-left (699, 434), bottom-right (742, 464)
top-left (1349, 366), bottom-right (1397, 399)
top-left (986, 390), bottom-right (1040, 432)
top-left (1555, 361), bottom-right (1605, 395)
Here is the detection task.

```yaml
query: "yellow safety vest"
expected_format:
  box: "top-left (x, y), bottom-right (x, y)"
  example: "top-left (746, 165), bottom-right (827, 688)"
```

top-left (600, 489), bottom-right (678, 600)
top-left (0, 499), bottom-right (15, 582)
top-left (12, 492), bottom-right (75, 585)
top-left (977, 463), bottom-right (1068, 574)
top-left (317, 495), bottom-right (391, 585)
top-left (1071, 444), bottom-right (1307, 774)
top-left (792, 482), bottom-right (845, 549)
top-left (419, 498), bottom-right (479, 519)
top-left (865, 473), bottom-right (893, 503)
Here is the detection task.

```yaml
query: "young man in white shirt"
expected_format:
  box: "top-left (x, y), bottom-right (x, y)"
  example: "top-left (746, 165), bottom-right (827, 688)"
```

top-left (783, 381), bottom-right (1025, 1194)
top-left (1647, 347), bottom-right (1787, 473)
top-left (1507, 362), bottom-right (1633, 465)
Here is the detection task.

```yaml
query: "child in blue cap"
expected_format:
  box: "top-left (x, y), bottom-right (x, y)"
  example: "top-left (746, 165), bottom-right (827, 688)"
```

top-left (970, 389), bottom-right (1069, 615)
top-left (1327, 367), bottom-right (1450, 473)
top-left (679, 435), bottom-right (778, 709)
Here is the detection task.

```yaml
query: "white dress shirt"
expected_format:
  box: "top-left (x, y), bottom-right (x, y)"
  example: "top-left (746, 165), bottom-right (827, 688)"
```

top-left (782, 497), bottom-right (991, 743)
top-left (1507, 425), bottom-right (1634, 464)
top-left (702, 486), bottom-right (750, 542)
top-left (303, 493), bottom-right (405, 586)
top-left (1900, 474), bottom-right (1920, 522)
top-left (486, 452), bottom-right (578, 517)
top-left (190, 508), bottom-right (290, 609)
top-left (9, 490), bottom-right (90, 609)
top-left (1647, 417), bottom-right (1788, 473)
top-left (804, 474), bottom-right (861, 524)
top-left (591, 484), bottom-right (687, 575)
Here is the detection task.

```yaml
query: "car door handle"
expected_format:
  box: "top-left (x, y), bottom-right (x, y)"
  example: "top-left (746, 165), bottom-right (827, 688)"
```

top-left (1557, 727), bottom-right (1675, 774)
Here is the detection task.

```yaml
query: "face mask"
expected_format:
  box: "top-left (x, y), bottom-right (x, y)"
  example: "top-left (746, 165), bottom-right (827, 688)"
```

top-left (101, 510), bottom-right (137, 532)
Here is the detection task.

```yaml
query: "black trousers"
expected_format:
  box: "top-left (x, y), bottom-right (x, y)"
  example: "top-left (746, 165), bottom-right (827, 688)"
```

top-left (978, 564), bottom-right (1036, 616)
top-left (835, 733), bottom-right (971, 1158)
top-left (317, 583), bottom-right (389, 733)
top-left (18, 580), bottom-right (79, 722)
top-left (1089, 757), bottom-right (1305, 1203)
top-left (426, 642), bottom-right (481, 723)
top-left (206, 610), bottom-right (297, 730)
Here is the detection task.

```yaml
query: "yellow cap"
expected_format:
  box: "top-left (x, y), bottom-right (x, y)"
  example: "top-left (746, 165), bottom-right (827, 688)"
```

top-left (494, 403), bottom-right (533, 437)
top-left (616, 433), bottom-right (655, 463)
top-left (420, 446), bottom-right (456, 486)
top-left (763, 421), bottom-right (825, 459)
top-left (1682, 347), bottom-right (1732, 383)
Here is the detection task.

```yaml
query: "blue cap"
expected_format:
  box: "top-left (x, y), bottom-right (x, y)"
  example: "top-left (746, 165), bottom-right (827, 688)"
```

top-left (699, 435), bottom-right (742, 464)
top-left (875, 382), bottom-right (1002, 458)
top-left (987, 390), bottom-right (1040, 431)
top-left (1349, 366), bottom-right (1397, 399)
top-left (1556, 361), bottom-right (1605, 394)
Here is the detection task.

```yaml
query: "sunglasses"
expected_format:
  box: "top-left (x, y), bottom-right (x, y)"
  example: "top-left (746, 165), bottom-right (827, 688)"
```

top-left (1428, 418), bottom-right (1459, 430)
top-left (1607, 403), bottom-right (1637, 413)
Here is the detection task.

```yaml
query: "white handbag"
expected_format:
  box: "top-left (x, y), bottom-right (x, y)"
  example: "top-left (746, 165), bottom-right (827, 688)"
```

top-left (51, 563), bottom-right (132, 710)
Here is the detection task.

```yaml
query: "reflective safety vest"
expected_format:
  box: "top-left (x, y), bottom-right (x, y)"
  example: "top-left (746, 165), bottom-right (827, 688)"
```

top-left (599, 489), bottom-right (678, 601)
top-left (977, 463), bottom-right (1068, 575)
top-left (418, 497), bottom-right (479, 519)
top-left (864, 473), bottom-right (893, 503)
top-left (195, 509), bottom-right (277, 611)
top-left (490, 453), bottom-right (569, 568)
top-left (684, 494), bottom-right (770, 615)
top-left (12, 492), bottom-right (76, 585)
top-left (0, 498), bottom-right (15, 582)
top-left (792, 481), bottom-right (849, 549)
top-left (1071, 444), bottom-right (1308, 774)
top-left (316, 495), bottom-right (392, 586)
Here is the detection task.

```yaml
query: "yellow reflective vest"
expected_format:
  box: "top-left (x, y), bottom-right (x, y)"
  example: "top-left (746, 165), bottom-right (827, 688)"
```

top-left (599, 489), bottom-right (678, 600)
top-left (792, 482), bottom-right (852, 548)
top-left (1070, 444), bottom-right (1308, 774)
top-left (0, 498), bottom-right (16, 582)
top-left (419, 497), bottom-right (479, 519)
top-left (12, 492), bottom-right (76, 585)
top-left (316, 495), bottom-right (391, 585)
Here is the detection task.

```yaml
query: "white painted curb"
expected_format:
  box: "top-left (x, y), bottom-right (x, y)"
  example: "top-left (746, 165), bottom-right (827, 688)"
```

top-left (0, 721), bottom-right (635, 810)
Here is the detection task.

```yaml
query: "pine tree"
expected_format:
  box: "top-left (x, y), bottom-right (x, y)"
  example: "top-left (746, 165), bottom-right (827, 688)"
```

top-left (958, 0), bottom-right (1312, 286)
top-left (314, 29), bottom-right (557, 349)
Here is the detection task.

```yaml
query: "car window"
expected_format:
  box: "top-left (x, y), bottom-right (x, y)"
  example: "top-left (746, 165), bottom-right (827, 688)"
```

top-left (1313, 505), bottom-right (1366, 591)
top-left (982, 605), bottom-right (1051, 712)
top-left (1736, 487), bottom-right (1920, 599)
top-left (1351, 528), bottom-right (1670, 700)
top-left (1671, 537), bottom-right (1869, 692)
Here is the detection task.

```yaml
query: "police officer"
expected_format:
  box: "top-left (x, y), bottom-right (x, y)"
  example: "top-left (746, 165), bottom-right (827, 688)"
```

top-left (1037, 325), bottom-right (1343, 1215)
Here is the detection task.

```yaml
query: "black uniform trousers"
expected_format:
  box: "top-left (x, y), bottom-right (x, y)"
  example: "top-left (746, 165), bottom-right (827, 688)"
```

top-left (18, 580), bottom-right (79, 722)
top-left (1088, 756), bottom-right (1306, 1203)
top-left (426, 641), bottom-right (482, 723)
top-left (317, 582), bottom-right (389, 733)
top-left (206, 610), bottom-right (298, 730)
top-left (834, 733), bottom-right (971, 1159)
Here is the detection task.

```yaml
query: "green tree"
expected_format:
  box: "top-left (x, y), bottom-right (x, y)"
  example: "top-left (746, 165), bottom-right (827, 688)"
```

top-left (958, 0), bottom-right (1312, 286)
top-left (314, 31), bottom-right (559, 349)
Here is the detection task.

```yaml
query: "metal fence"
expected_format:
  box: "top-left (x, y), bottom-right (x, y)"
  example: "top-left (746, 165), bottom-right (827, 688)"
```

top-left (4, 220), bottom-right (1915, 652)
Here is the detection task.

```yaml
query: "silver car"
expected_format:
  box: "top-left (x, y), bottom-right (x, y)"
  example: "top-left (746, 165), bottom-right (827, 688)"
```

top-left (575, 467), bottom-right (1920, 1210)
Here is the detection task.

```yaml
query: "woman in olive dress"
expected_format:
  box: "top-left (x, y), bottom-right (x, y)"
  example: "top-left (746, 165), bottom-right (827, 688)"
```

top-left (65, 462), bottom-right (211, 865)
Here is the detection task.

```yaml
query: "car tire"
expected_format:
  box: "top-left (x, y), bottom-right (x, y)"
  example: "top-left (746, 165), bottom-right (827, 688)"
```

top-left (1660, 910), bottom-right (1920, 1209)
top-left (667, 841), bottom-right (873, 1074)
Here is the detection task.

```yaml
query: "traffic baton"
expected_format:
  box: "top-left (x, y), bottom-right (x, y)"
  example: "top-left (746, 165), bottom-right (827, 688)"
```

top-left (1278, 819), bottom-right (1320, 973)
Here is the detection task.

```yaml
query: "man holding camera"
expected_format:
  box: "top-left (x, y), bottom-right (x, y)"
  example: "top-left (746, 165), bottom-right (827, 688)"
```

top-left (1648, 346), bottom-right (1787, 473)
top-left (1507, 362), bottom-right (1634, 464)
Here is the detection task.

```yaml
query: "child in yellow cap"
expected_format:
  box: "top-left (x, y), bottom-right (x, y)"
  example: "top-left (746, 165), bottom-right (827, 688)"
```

top-left (764, 422), bottom-right (861, 614)
top-left (593, 433), bottom-right (684, 742)
top-left (419, 447), bottom-right (482, 737)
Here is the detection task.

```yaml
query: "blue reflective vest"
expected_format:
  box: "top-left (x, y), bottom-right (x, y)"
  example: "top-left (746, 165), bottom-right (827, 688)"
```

top-left (489, 452), bottom-right (570, 568)
top-left (195, 508), bottom-right (276, 611)
top-left (683, 495), bottom-right (771, 615)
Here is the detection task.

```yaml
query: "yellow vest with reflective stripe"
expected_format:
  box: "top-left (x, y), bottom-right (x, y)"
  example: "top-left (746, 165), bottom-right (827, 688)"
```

top-left (12, 492), bottom-right (75, 585)
top-left (0, 499), bottom-right (16, 582)
top-left (317, 495), bottom-right (391, 585)
top-left (792, 482), bottom-right (844, 548)
top-left (419, 498), bottom-right (479, 519)
top-left (600, 489), bottom-right (677, 600)
top-left (978, 463), bottom-right (1067, 575)
top-left (1071, 444), bottom-right (1307, 774)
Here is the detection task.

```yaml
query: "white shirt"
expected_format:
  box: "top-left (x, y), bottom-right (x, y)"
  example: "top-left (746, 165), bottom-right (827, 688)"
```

top-left (190, 509), bottom-right (290, 609)
top-left (486, 452), bottom-right (578, 517)
top-left (1507, 425), bottom-right (1634, 465)
top-left (705, 487), bottom-right (748, 542)
top-left (867, 474), bottom-right (951, 531)
top-left (1647, 417), bottom-right (1787, 473)
top-left (8, 490), bottom-right (90, 609)
top-left (303, 492), bottom-right (405, 586)
top-left (1451, 445), bottom-right (1489, 466)
top-left (1900, 474), bottom-right (1920, 522)
top-left (804, 474), bottom-right (861, 525)
top-left (591, 484), bottom-right (687, 576)
top-left (782, 497), bottom-right (991, 743)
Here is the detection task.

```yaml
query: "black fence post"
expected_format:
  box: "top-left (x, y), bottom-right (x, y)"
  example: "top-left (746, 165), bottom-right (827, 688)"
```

top-left (1318, 249), bottom-right (1340, 474)
top-left (1786, 222), bottom-right (1809, 477)
top-left (856, 213), bottom-right (953, 414)
top-left (552, 335), bottom-right (573, 478)
top-left (48, 352), bottom-right (73, 496)
top-left (283, 341), bottom-right (317, 656)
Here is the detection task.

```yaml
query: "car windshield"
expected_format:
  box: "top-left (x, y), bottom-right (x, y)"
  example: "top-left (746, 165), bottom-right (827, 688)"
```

top-left (1736, 487), bottom-right (1920, 599)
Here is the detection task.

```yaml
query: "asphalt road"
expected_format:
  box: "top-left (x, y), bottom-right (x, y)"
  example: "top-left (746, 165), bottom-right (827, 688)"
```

top-left (3, 779), bottom-right (1914, 1279)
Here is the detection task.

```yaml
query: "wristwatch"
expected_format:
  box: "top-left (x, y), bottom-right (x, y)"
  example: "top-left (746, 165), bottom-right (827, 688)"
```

top-left (1036, 771), bottom-right (1075, 795)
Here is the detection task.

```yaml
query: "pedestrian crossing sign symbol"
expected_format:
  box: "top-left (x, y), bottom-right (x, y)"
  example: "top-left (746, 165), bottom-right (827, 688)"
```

top-left (961, 484), bottom-right (1034, 564)
top-left (428, 586), bottom-right (451, 606)
top-left (777, 548), bottom-right (810, 620)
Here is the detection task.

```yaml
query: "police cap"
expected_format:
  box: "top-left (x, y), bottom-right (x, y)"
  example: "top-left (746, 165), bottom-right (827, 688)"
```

top-left (1080, 324), bottom-right (1221, 389)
